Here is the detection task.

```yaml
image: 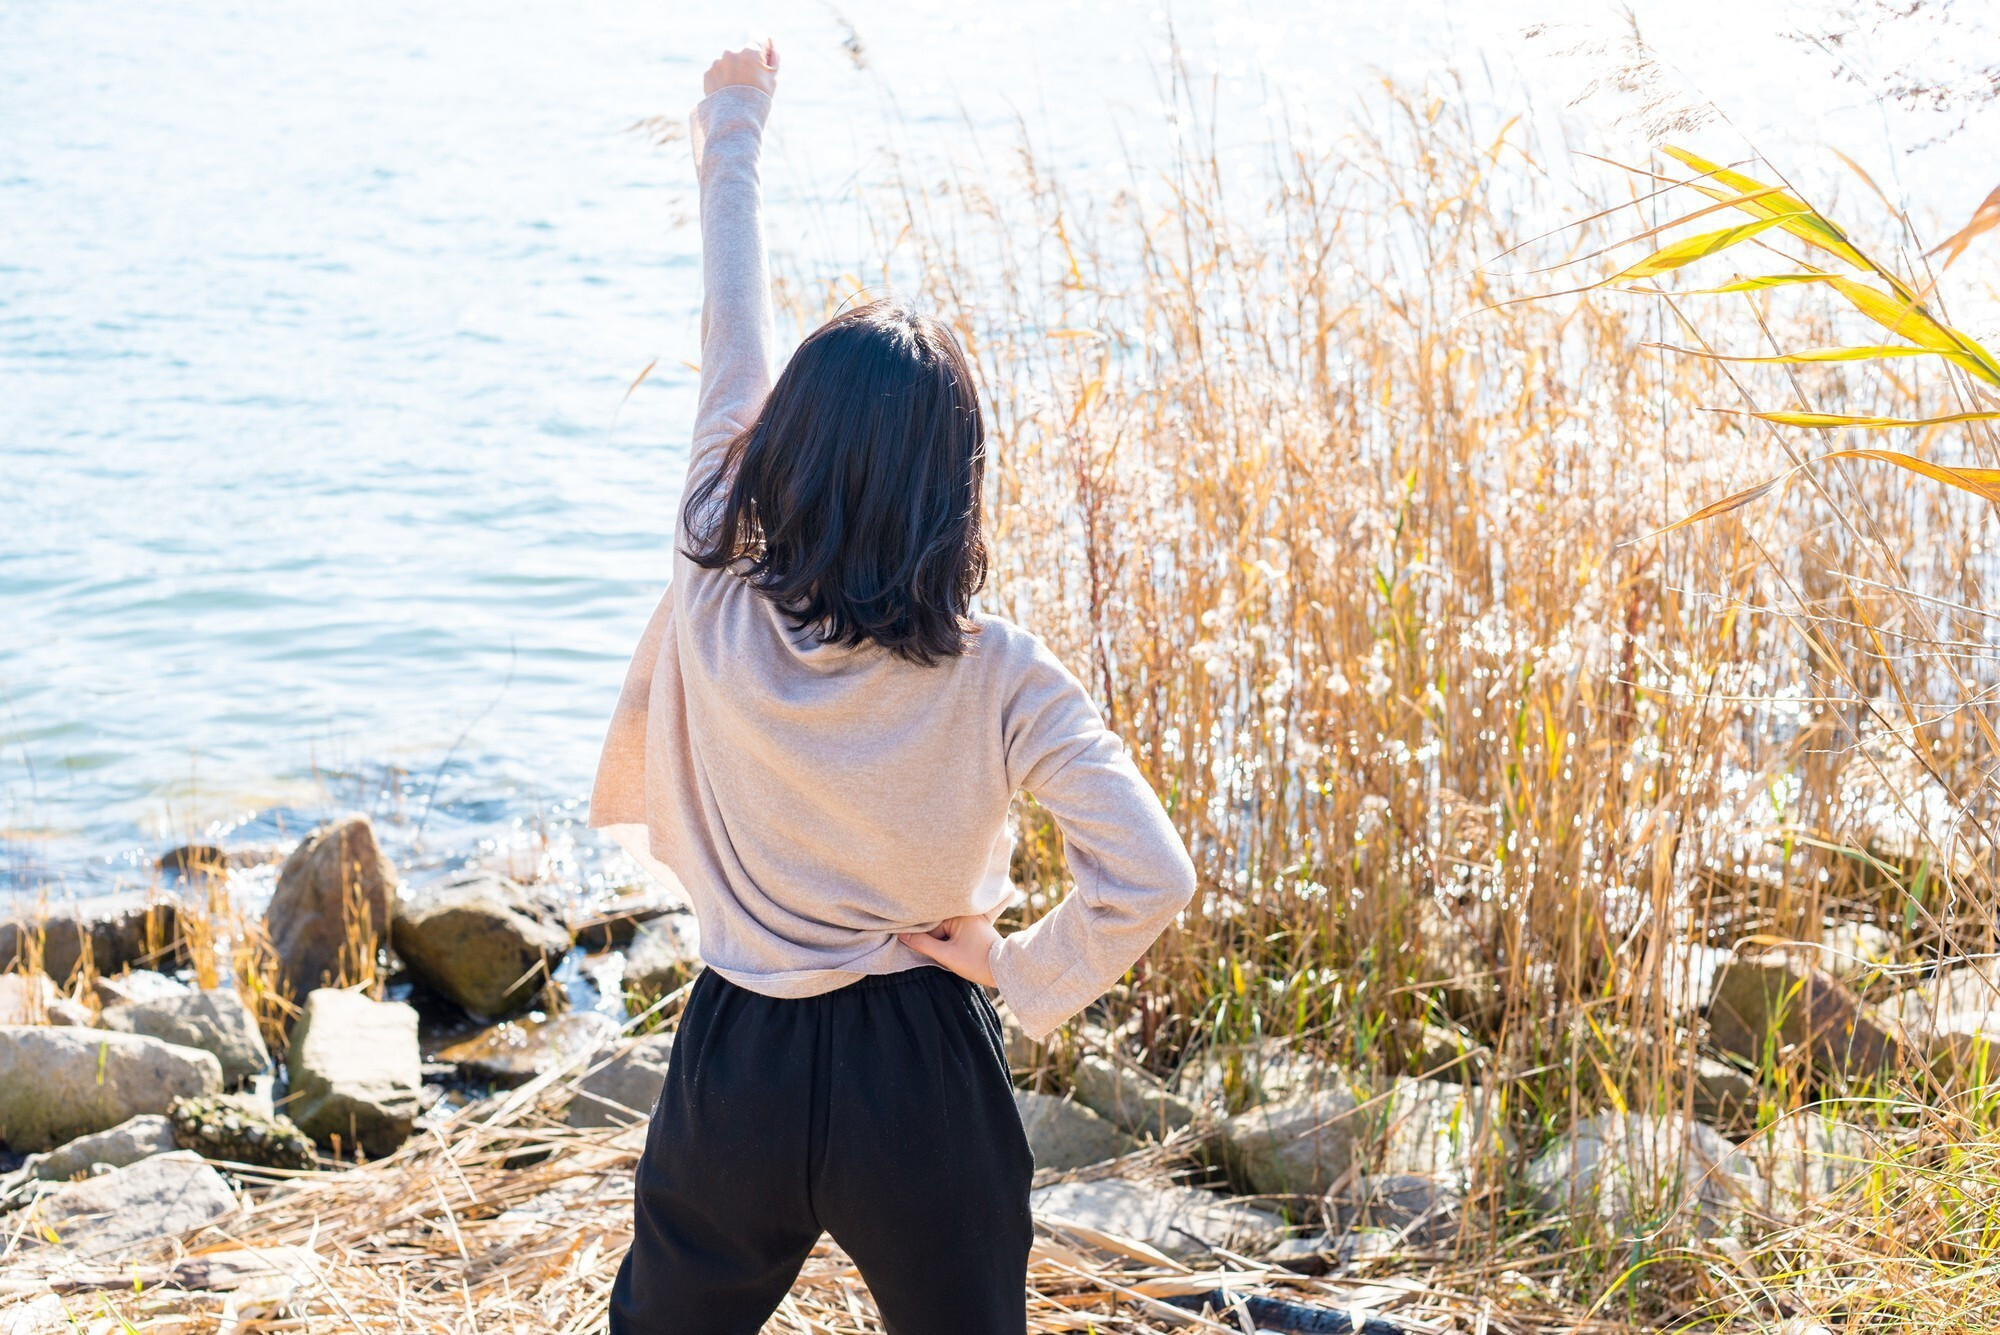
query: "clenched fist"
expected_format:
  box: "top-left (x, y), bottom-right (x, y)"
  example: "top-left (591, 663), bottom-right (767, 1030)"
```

top-left (704, 40), bottom-right (778, 98)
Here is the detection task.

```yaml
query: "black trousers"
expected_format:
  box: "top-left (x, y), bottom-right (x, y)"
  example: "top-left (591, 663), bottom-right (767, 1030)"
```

top-left (609, 965), bottom-right (1034, 1335)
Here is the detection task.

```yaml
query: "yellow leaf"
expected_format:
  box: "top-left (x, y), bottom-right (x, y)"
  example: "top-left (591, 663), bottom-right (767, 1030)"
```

top-left (1601, 211), bottom-right (1808, 285)
top-left (1640, 447), bottom-right (2000, 543)
top-left (1659, 146), bottom-right (1869, 271)
top-left (1752, 409), bottom-right (2000, 430)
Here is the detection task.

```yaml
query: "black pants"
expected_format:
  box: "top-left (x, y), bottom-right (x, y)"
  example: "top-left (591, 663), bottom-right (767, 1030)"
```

top-left (609, 965), bottom-right (1034, 1335)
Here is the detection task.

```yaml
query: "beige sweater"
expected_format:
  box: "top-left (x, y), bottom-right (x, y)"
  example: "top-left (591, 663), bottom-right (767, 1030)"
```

top-left (590, 86), bottom-right (1195, 1041)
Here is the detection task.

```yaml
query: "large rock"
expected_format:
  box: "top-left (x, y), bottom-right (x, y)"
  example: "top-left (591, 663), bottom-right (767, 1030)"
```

top-left (265, 816), bottom-right (397, 1003)
top-left (1526, 1111), bottom-right (1763, 1235)
top-left (25, 1114), bottom-right (178, 1182)
top-left (1032, 1178), bottom-right (1283, 1260)
top-left (567, 1033), bottom-right (675, 1127)
top-left (285, 990), bottom-right (421, 1157)
top-left (1744, 1114), bottom-right (1891, 1213)
top-left (1219, 1077), bottom-right (1505, 1197)
top-left (570, 887), bottom-right (676, 952)
top-left (1881, 964), bottom-right (2000, 1037)
top-left (0, 894), bottom-right (184, 983)
top-left (1329, 1173), bottom-right (1462, 1243)
top-left (1707, 950), bottom-right (1901, 1080)
top-left (1818, 922), bottom-right (1898, 985)
top-left (1072, 1054), bottom-right (1198, 1139)
top-left (622, 913), bottom-right (703, 1004)
top-left (96, 969), bottom-right (191, 1006)
top-left (435, 1011), bottom-right (619, 1088)
top-left (1015, 1091), bottom-right (1139, 1170)
top-left (392, 873), bottom-right (572, 1017)
top-left (27, 1151), bottom-right (235, 1257)
top-left (1687, 1056), bottom-right (1761, 1135)
top-left (102, 988), bottom-right (271, 1087)
top-left (0, 973), bottom-right (59, 1025)
top-left (0, 1027), bottom-right (221, 1151)
top-left (170, 1093), bottom-right (318, 1171)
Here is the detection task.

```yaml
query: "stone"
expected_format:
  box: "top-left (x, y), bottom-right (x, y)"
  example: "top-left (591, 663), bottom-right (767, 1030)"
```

top-left (170, 1093), bottom-right (317, 1171)
top-left (0, 1027), bottom-right (221, 1151)
top-left (1329, 1173), bottom-right (1463, 1243)
top-left (158, 844), bottom-right (230, 879)
top-left (1881, 964), bottom-right (2000, 1038)
top-left (1186, 1042), bottom-right (1329, 1114)
top-left (391, 873), bottom-right (572, 1017)
top-left (570, 888), bottom-right (676, 952)
top-left (1072, 1054), bottom-right (1198, 1139)
top-left (1525, 1111), bottom-right (1763, 1235)
top-left (1745, 1115), bottom-right (1891, 1212)
top-left (1687, 1057), bottom-right (1761, 1135)
top-left (45, 999), bottom-right (93, 1027)
top-left (0, 894), bottom-right (184, 983)
top-left (622, 913), bottom-right (703, 1004)
top-left (1656, 944), bottom-right (1732, 1020)
top-left (96, 969), bottom-right (191, 1006)
top-left (1396, 1019), bottom-right (1482, 1081)
top-left (285, 989), bottom-right (421, 1157)
top-left (435, 1011), bottom-right (619, 1088)
top-left (102, 988), bottom-right (271, 1087)
top-left (996, 1003), bottom-right (1042, 1072)
top-left (1818, 922), bottom-right (1898, 984)
top-left (568, 1033), bottom-right (675, 1127)
top-left (1031, 1178), bottom-right (1283, 1260)
top-left (265, 816), bottom-right (397, 1003)
top-left (1220, 1077), bottom-right (1505, 1197)
top-left (1417, 901), bottom-right (1501, 1029)
top-left (26, 1151), bottom-right (234, 1258)
top-left (1707, 950), bottom-right (1902, 1080)
top-left (0, 973), bottom-right (59, 1025)
top-left (25, 1114), bottom-right (178, 1182)
top-left (1015, 1091), bottom-right (1140, 1170)
top-left (1925, 1011), bottom-right (2000, 1081)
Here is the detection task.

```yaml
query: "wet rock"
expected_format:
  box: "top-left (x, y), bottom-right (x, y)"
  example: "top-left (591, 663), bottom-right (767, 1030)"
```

top-left (158, 844), bottom-right (230, 879)
top-left (1707, 950), bottom-right (1902, 1080)
top-left (25, 1114), bottom-right (177, 1182)
top-left (1745, 1114), bottom-right (1892, 1213)
top-left (1329, 1173), bottom-right (1462, 1243)
top-left (1526, 1111), bottom-right (1762, 1235)
top-left (1687, 1056), bottom-right (1761, 1135)
top-left (265, 816), bottom-right (397, 1003)
top-left (285, 989), bottom-right (421, 1157)
top-left (1031, 1178), bottom-right (1283, 1260)
top-left (1220, 1077), bottom-right (1505, 1198)
top-left (391, 873), bottom-right (572, 1017)
top-left (96, 969), bottom-right (191, 1006)
top-left (26, 1151), bottom-right (234, 1258)
top-left (570, 887), bottom-right (676, 952)
top-left (567, 1033), bottom-right (675, 1127)
top-left (0, 1026), bottom-right (221, 1151)
top-left (435, 1011), bottom-right (619, 1089)
top-left (622, 913), bottom-right (703, 1004)
top-left (169, 1093), bottom-right (317, 1171)
top-left (0, 894), bottom-right (184, 984)
top-left (102, 988), bottom-right (270, 1087)
top-left (1072, 1054), bottom-right (1198, 1139)
top-left (1015, 1091), bottom-right (1139, 1170)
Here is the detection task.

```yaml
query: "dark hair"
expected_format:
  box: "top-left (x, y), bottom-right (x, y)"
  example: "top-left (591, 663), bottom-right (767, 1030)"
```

top-left (681, 299), bottom-right (989, 664)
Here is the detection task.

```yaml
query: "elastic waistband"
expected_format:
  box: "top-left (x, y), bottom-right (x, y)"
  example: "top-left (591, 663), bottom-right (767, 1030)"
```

top-left (841, 963), bottom-right (957, 993)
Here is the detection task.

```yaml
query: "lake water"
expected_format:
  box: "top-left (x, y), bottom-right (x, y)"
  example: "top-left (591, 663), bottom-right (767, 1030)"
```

top-left (5, 0), bottom-right (1996, 899)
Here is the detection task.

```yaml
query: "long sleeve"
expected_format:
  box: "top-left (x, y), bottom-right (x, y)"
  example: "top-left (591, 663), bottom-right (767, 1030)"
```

top-left (682, 85), bottom-right (776, 528)
top-left (988, 642), bottom-right (1198, 1041)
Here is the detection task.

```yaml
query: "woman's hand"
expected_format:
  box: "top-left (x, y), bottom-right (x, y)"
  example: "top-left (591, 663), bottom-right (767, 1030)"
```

top-left (704, 40), bottom-right (779, 98)
top-left (898, 915), bottom-right (1000, 987)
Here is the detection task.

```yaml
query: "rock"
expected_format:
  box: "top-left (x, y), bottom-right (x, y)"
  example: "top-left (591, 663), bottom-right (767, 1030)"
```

top-left (1707, 950), bottom-right (1902, 1080)
top-left (45, 999), bottom-right (93, 1027)
top-left (1015, 1091), bottom-right (1140, 1170)
top-left (0, 1027), bottom-right (221, 1151)
top-left (1220, 1077), bottom-right (1505, 1198)
top-left (1417, 901), bottom-right (1501, 1029)
top-left (567, 1033), bottom-right (675, 1127)
top-left (1818, 922), bottom-right (1898, 984)
top-left (571, 887), bottom-right (676, 952)
top-left (1924, 1011), bottom-right (2000, 1081)
top-left (285, 989), bottom-right (422, 1157)
top-left (1881, 964), bottom-right (2000, 1038)
top-left (26, 1151), bottom-right (234, 1257)
top-left (158, 844), bottom-right (230, 879)
top-left (25, 1114), bottom-right (178, 1182)
top-left (169, 1093), bottom-right (317, 1171)
top-left (0, 894), bottom-right (184, 983)
top-left (1187, 1042), bottom-right (1329, 1114)
top-left (1031, 1178), bottom-right (1283, 1260)
top-left (622, 913), bottom-right (703, 1004)
top-left (1329, 1173), bottom-right (1463, 1243)
top-left (1526, 1111), bottom-right (1763, 1235)
top-left (391, 873), bottom-right (572, 1017)
top-left (1072, 1054), bottom-right (1198, 1139)
top-left (265, 816), bottom-right (397, 1003)
top-left (0, 973), bottom-right (59, 1025)
top-left (102, 988), bottom-right (271, 1087)
top-left (96, 969), bottom-right (191, 1006)
top-left (1396, 1019), bottom-right (1482, 1081)
top-left (1656, 944), bottom-right (1732, 1020)
top-left (1687, 1057), bottom-right (1761, 1134)
top-left (996, 1002), bottom-right (1042, 1072)
top-left (435, 1011), bottom-right (619, 1088)
top-left (1745, 1114), bottom-right (1891, 1212)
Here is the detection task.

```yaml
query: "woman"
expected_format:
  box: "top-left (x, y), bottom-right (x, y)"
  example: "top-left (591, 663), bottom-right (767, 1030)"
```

top-left (593, 41), bottom-right (1196, 1334)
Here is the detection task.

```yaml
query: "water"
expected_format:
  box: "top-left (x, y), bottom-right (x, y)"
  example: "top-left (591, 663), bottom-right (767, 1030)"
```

top-left (5, 0), bottom-right (1996, 898)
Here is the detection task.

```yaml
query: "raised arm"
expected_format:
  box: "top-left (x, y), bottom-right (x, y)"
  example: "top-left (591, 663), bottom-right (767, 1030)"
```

top-left (683, 44), bottom-right (779, 512)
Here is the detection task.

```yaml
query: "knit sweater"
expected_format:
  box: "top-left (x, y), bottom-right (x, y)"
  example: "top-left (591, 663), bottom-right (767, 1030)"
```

top-left (589, 85), bottom-right (1196, 1041)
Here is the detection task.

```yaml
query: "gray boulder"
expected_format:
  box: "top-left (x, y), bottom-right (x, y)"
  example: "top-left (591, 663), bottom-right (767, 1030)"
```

top-left (0, 894), bottom-right (184, 983)
top-left (1745, 1114), bottom-right (1891, 1213)
top-left (285, 989), bottom-right (422, 1157)
top-left (568, 1033), bottom-right (675, 1127)
top-left (1329, 1173), bottom-right (1462, 1243)
top-left (102, 988), bottom-right (271, 1087)
top-left (1031, 1178), bottom-right (1283, 1260)
top-left (1015, 1091), bottom-right (1139, 1170)
top-left (1882, 964), bottom-right (2000, 1038)
top-left (1220, 1077), bottom-right (1505, 1197)
top-left (96, 969), bottom-right (191, 1006)
top-left (0, 972), bottom-right (59, 1024)
top-left (622, 913), bottom-right (703, 1004)
top-left (1707, 950), bottom-right (1901, 1080)
top-left (27, 1151), bottom-right (235, 1257)
top-left (435, 1011), bottom-right (619, 1089)
top-left (26, 1114), bottom-right (178, 1182)
top-left (392, 873), bottom-right (572, 1017)
top-left (265, 816), bottom-right (397, 1003)
top-left (0, 1027), bottom-right (221, 1151)
top-left (1072, 1053), bottom-right (1198, 1139)
top-left (1526, 1111), bottom-right (1763, 1235)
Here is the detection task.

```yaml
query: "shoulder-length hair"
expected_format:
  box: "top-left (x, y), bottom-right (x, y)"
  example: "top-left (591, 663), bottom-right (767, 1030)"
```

top-left (681, 299), bottom-right (989, 664)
